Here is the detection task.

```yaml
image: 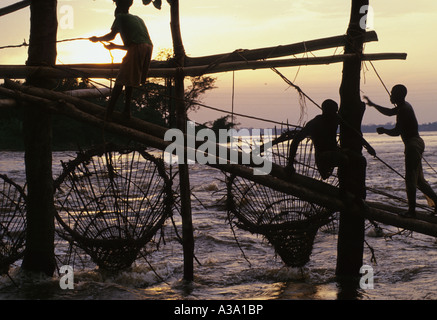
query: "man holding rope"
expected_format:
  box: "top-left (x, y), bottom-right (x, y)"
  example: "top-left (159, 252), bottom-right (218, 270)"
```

top-left (90, 0), bottom-right (153, 119)
top-left (365, 84), bottom-right (437, 217)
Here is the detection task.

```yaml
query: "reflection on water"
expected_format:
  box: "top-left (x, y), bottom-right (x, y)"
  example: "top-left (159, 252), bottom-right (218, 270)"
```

top-left (1, 132), bottom-right (437, 300)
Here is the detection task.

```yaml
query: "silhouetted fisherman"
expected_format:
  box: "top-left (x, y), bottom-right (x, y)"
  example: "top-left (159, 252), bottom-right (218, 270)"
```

top-left (365, 84), bottom-right (437, 217)
top-left (286, 99), bottom-right (348, 180)
top-left (90, 0), bottom-right (153, 119)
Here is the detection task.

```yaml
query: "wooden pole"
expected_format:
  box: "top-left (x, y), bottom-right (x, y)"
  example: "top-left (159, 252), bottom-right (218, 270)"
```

top-left (20, 0), bottom-right (57, 276)
top-left (0, 99), bottom-right (16, 108)
top-left (0, 0), bottom-right (30, 17)
top-left (183, 31), bottom-right (378, 67)
top-left (62, 88), bottom-right (111, 98)
top-left (125, 30), bottom-right (378, 69)
top-left (0, 52), bottom-right (407, 79)
top-left (336, 0), bottom-right (369, 279)
top-left (169, 0), bottom-right (194, 282)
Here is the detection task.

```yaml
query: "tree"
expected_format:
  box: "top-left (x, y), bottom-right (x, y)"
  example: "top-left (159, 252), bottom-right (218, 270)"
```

top-left (184, 76), bottom-right (217, 113)
top-left (133, 49), bottom-right (217, 127)
top-left (142, 0), bottom-right (163, 9)
top-left (203, 115), bottom-right (240, 134)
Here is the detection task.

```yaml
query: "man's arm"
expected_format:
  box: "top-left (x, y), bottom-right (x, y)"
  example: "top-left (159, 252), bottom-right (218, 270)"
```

top-left (90, 30), bottom-right (117, 43)
top-left (377, 124), bottom-right (401, 137)
top-left (287, 122), bottom-right (312, 169)
top-left (364, 96), bottom-right (397, 117)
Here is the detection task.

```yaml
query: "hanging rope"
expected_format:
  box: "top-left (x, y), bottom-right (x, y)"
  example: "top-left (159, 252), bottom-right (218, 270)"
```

top-left (0, 37), bottom-right (91, 50)
top-left (231, 70), bottom-right (235, 126)
top-left (367, 60), bottom-right (391, 96)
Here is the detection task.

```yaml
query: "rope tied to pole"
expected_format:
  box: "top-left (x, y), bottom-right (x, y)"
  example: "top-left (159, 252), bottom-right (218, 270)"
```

top-left (0, 37), bottom-right (92, 50)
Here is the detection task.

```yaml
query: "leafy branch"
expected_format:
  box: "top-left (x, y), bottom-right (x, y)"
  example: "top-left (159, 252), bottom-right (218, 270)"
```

top-left (142, 0), bottom-right (163, 10)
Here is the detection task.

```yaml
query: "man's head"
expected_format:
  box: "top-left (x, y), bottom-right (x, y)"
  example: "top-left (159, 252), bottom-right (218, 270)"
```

top-left (321, 99), bottom-right (338, 115)
top-left (114, 0), bottom-right (132, 15)
top-left (390, 84), bottom-right (407, 104)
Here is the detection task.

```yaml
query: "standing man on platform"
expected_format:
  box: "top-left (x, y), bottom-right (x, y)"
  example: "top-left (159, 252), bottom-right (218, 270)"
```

top-left (365, 84), bottom-right (437, 217)
top-left (90, 0), bottom-right (153, 119)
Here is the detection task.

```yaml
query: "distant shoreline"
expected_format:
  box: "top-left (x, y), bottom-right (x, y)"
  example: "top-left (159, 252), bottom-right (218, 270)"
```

top-left (361, 122), bottom-right (437, 133)
top-left (244, 122), bottom-right (437, 134)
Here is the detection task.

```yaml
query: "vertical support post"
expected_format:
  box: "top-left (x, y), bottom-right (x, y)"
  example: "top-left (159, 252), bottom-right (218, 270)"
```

top-left (169, 0), bottom-right (194, 281)
top-left (21, 0), bottom-right (58, 276)
top-left (336, 0), bottom-right (369, 278)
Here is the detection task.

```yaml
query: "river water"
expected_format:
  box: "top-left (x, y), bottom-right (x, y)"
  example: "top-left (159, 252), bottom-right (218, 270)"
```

top-left (1, 132), bottom-right (437, 301)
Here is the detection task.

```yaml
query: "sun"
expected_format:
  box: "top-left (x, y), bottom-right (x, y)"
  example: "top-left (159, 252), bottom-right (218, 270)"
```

top-left (56, 34), bottom-right (127, 65)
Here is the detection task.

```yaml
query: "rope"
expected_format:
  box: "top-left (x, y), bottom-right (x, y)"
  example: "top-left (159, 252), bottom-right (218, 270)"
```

top-left (231, 70), bottom-right (235, 126)
top-left (423, 156), bottom-right (437, 176)
top-left (367, 60), bottom-right (391, 96)
top-left (0, 37), bottom-right (91, 50)
top-left (270, 66), bottom-right (321, 109)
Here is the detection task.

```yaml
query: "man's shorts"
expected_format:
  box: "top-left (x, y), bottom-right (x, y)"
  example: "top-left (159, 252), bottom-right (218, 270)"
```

top-left (116, 43), bottom-right (153, 87)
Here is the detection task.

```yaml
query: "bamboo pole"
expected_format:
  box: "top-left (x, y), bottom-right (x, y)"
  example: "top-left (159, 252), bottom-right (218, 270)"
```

top-left (62, 87), bottom-right (111, 98)
top-left (0, 0), bottom-right (30, 17)
top-left (0, 53), bottom-right (407, 79)
top-left (0, 98), bottom-right (17, 108)
top-left (168, 0), bottom-right (195, 282)
top-left (63, 31), bottom-right (378, 69)
top-left (165, 53), bottom-right (407, 77)
top-left (183, 31), bottom-right (379, 67)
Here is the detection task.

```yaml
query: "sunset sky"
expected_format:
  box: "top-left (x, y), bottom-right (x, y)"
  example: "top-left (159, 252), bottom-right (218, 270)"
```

top-left (1, 0), bottom-right (436, 128)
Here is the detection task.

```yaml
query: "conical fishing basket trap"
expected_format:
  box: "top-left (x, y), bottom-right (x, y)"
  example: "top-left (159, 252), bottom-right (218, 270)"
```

top-left (54, 144), bottom-right (173, 271)
top-left (0, 174), bottom-right (26, 274)
top-left (227, 132), bottom-right (338, 267)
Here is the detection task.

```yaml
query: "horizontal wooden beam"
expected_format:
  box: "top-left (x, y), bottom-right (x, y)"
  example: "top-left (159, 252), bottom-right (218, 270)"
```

top-left (183, 30), bottom-right (379, 67)
top-left (0, 0), bottom-right (30, 17)
top-left (119, 30), bottom-right (379, 69)
top-left (0, 98), bottom-right (17, 108)
top-left (62, 88), bottom-right (111, 98)
top-left (366, 202), bottom-right (437, 237)
top-left (0, 31), bottom-right (381, 78)
top-left (180, 53), bottom-right (407, 76)
top-left (0, 52), bottom-right (407, 79)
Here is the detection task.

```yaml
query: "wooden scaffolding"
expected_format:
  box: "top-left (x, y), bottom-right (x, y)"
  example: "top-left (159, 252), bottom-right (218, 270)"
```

top-left (3, 0), bottom-right (436, 283)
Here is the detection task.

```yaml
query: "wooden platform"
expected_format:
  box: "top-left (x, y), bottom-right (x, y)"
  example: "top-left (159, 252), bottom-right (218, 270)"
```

top-left (2, 80), bottom-right (437, 238)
